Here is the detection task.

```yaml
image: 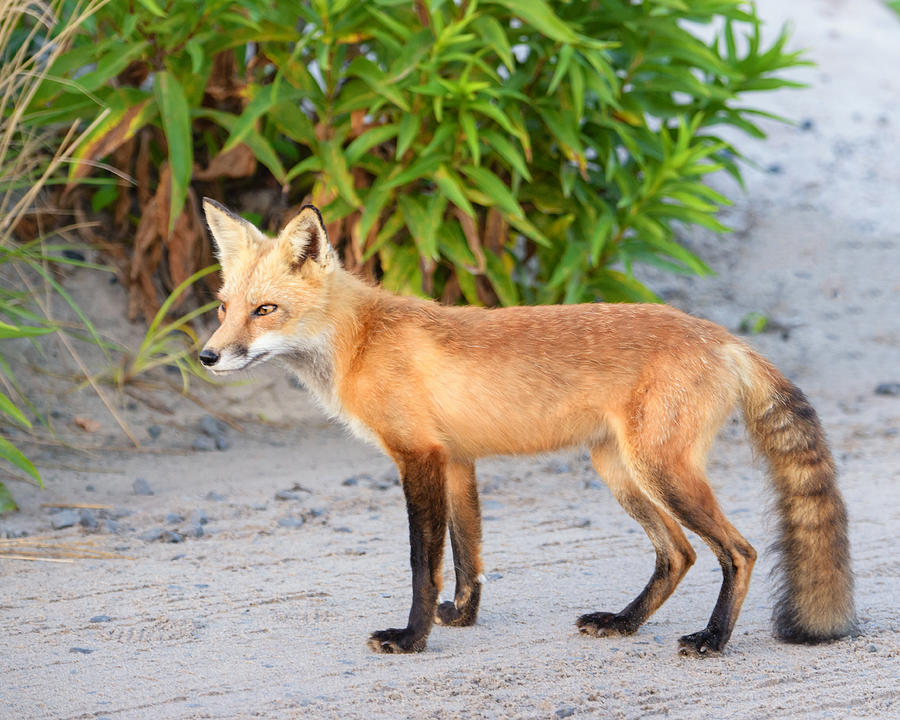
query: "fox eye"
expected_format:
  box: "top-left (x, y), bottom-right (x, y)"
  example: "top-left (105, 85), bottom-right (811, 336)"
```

top-left (253, 304), bottom-right (277, 317)
top-left (217, 303), bottom-right (226, 317)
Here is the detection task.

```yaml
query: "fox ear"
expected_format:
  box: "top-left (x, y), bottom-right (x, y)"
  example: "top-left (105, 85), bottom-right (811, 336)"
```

top-left (202, 198), bottom-right (261, 266)
top-left (279, 204), bottom-right (336, 274)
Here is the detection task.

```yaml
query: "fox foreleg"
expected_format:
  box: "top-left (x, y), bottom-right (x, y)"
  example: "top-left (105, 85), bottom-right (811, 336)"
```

top-left (368, 449), bottom-right (448, 653)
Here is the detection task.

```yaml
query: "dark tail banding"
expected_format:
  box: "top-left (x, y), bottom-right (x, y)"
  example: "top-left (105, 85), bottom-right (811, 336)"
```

top-left (740, 352), bottom-right (856, 643)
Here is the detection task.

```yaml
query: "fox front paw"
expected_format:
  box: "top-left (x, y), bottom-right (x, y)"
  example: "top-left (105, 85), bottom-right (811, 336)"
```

top-left (678, 628), bottom-right (725, 657)
top-left (576, 611), bottom-right (639, 637)
top-left (367, 627), bottom-right (427, 654)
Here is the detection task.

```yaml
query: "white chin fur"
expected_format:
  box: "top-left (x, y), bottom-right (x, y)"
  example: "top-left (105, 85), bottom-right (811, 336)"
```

top-left (209, 334), bottom-right (293, 374)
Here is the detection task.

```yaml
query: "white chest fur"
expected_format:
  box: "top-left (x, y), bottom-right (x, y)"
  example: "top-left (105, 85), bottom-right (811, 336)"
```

top-left (278, 335), bottom-right (382, 449)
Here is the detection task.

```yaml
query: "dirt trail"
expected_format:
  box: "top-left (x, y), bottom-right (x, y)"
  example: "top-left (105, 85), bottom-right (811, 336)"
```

top-left (3, 0), bottom-right (900, 717)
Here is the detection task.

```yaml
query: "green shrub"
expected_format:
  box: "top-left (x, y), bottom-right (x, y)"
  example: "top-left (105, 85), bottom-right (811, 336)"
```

top-left (21, 0), bottom-right (806, 309)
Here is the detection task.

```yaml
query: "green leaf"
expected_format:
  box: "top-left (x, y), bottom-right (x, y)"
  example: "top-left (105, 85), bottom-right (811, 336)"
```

top-left (0, 321), bottom-right (55, 339)
top-left (380, 242), bottom-right (424, 296)
top-left (384, 153), bottom-right (447, 189)
top-left (222, 84), bottom-right (303, 154)
top-left (135, 0), bottom-right (166, 18)
top-left (484, 0), bottom-right (579, 44)
top-left (460, 165), bottom-right (522, 218)
top-left (546, 241), bottom-right (586, 289)
top-left (484, 249), bottom-right (519, 306)
top-left (740, 312), bottom-right (769, 335)
top-left (0, 482), bottom-right (17, 513)
top-left (346, 57), bottom-right (410, 111)
top-left (154, 71), bottom-right (192, 235)
top-left (0, 392), bottom-right (31, 428)
top-left (398, 194), bottom-right (442, 261)
top-left (321, 139), bottom-right (361, 207)
top-left (591, 270), bottom-right (660, 303)
top-left (346, 124), bottom-right (399, 165)
top-left (434, 165), bottom-right (476, 218)
top-left (0, 436), bottom-right (41, 484)
top-left (472, 15), bottom-right (514, 71)
top-left (195, 108), bottom-right (286, 182)
top-left (396, 114), bottom-right (419, 160)
top-left (482, 130), bottom-right (532, 181)
top-left (459, 109), bottom-right (480, 166)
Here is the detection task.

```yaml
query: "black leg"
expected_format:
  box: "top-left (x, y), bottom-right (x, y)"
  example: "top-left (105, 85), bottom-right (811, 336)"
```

top-left (369, 449), bottom-right (448, 653)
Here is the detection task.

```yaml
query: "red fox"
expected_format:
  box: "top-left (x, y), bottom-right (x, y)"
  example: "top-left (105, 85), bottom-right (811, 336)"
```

top-left (199, 199), bottom-right (856, 656)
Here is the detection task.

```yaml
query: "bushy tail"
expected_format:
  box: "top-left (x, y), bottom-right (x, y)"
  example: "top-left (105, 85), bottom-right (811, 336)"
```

top-left (739, 351), bottom-right (856, 643)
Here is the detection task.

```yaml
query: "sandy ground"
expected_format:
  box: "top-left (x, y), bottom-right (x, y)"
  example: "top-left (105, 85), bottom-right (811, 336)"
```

top-left (3, 0), bottom-right (900, 718)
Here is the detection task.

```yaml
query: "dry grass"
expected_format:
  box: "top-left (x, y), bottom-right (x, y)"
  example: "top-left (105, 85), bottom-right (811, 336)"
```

top-left (0, 534), bottom-right (131, 562)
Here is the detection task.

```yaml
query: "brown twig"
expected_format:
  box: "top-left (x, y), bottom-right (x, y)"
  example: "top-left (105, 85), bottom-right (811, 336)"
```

top-left (39, 502), bottom-right (113, 509)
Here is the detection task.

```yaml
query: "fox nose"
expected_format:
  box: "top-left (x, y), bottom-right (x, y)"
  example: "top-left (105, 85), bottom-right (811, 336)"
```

top-left (198, 348), bottom-right (219, 367)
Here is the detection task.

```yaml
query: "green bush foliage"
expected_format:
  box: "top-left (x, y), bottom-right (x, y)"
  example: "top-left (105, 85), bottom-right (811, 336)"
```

top-left (20, 0), bottom-right (806, 308)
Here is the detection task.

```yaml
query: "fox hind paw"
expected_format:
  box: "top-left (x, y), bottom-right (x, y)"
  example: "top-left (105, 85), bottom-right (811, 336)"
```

top-left (367, 627), bottom-right (426, 654)
top-left (576, 611), bottom-right (638, 637)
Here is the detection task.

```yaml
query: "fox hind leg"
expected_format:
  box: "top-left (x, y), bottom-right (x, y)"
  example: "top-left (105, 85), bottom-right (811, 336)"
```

top-left (642, 460), bottom-right (757, 656)
top-left (578, 445), bottom-right (696, 637)
top-left (436, 460), bottom-right (483, 627)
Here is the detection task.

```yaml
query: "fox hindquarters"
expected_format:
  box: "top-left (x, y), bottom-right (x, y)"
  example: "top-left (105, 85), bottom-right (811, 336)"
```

top-left (200, 199), bottom-right (857, 656)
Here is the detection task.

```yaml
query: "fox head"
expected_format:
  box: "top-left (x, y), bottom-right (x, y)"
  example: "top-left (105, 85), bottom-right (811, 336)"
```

top-left (198, 199), bottom-right (338, 374)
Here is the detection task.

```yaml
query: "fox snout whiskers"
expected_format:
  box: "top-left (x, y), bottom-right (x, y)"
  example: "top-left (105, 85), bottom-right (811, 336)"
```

top-left (199, 346), bottom-right (269, 375)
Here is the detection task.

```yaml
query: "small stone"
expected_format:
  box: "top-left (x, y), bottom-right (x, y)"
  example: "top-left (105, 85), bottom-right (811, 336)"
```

top-left (214, 434), bottom-right (231, 451)
top-left (165, 513), bottom-right (184, 524)
top-left (190, 509), bottom-right (208, 525)
top-left (147, 425), bottom-right (162, 439)
top-left (62, 249), bottom-right (86, 261)
top-left (250, 503), bottom-right (267, 511)
top-left (85, 484), bottom-right (95, 492)
top-left (874, 383), bottom-right (900, 396)
top-left (342, 476), bottom-right (360, 486)
top-left (90, 615), bottom-right (112, 623)
top-left (132, 478), bottom-right (154, 496)
top-left (51, 510), bottom-right (79, 530)
top-left (334, 526), bottom-right (352, 533)
top-left (104, 519), bottom-right (119, 534)
top-left (79, 509), bottom-right (98, 529)
top-left (574, 518), bottom-right (591, 528)
top-left (105, 508), bottom-right (132, 519)
top-left (545, 460), bottom-right (572, 474)
top-left (275, 490), bottom-right (301, 501)
top-left (170, 553), bottom-right (186, 561)
top-left (70, 647), bottom-right (94, 654)
top-left (206, 491), bottom-right (225, 502)
top-left (192, 436), bottom-right (216, 452)
top-left (139, 528), bottom-right (165, 542)
top-left (766, 163), bottom-right (783, 175)
top-left (188, 523), bottom-right (204, 538)
top-left (199, 415), bottom-right (226, 437)
top-left (277, 516), bottom-right (305, 529)
top-left (867, 644), bottom-right (877, 653)
top-left (555, 707), bottom-right (576, 718)
top-left (800, 118), bottom-right (815, 132)
top-left (162, 530), bottom-right (183, 543)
